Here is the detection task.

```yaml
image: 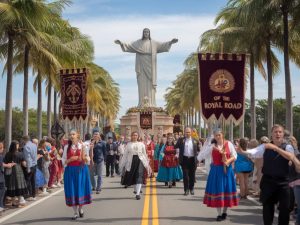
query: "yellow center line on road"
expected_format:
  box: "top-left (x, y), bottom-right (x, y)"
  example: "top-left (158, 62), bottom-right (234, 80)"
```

top-left (141, 178), bottom-right (151, 225)
top-left (151, 177), bottom-right (159, 225)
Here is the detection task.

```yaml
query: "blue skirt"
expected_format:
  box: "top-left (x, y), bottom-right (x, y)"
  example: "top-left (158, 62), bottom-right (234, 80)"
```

top-left (156, 165), bottom-right (183, 182)
top-left (35, 168), bottom-right (46, 188)
top-left (64, 165), bottom-right (92, 206)
top-left (204, 164), bottom-right (239, 207)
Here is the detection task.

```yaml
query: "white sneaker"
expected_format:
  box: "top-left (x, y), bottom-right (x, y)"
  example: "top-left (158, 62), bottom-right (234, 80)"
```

top-left (56, 183), bottom-right (62, 188)
top-left (51, 184), bottom-right (58, 188)
top-left (41, 191), bottom-right (49, 196)
top-left (19, 200), bottom-right (26, 205)
top-left (27, 197), bottom-right (36, 201)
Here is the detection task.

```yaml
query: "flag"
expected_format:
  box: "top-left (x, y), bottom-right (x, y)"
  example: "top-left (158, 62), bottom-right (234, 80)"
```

top-left (60, 68), bottom-right (88, 120)
top-left (198, 53), bottom-right (246, 124)
top-left (140, 111), bottom-right (152, 129)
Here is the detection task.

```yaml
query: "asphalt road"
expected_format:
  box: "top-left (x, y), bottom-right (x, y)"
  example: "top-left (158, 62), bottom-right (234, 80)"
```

top-left (0, 167), bottom-right (279, 225)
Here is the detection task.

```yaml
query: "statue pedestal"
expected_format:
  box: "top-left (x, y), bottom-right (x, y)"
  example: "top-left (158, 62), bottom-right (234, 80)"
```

top-left (120, 107), bottom-right (174, 140)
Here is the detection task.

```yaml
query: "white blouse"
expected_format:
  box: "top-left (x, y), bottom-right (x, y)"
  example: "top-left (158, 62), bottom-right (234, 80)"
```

top-left (198, 141), bottom-right (237, 162)
top-left (62, 142), bottom-right (85, 167)
top-left (119, 141), bottom-right (150, 173)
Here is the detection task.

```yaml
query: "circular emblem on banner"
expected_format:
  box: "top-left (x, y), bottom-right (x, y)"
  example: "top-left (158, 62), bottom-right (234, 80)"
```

top-left (209, 69), bottom-right (235, 93)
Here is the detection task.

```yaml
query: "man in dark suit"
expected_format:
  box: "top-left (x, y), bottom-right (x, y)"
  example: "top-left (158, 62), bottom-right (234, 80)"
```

top-left (106, 137), bottom-right (118, 177)
top-left (175, 127), bottom-right (200, 196)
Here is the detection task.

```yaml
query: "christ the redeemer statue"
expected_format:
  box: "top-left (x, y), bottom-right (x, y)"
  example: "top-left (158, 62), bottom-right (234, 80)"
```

top-left (115, 28), bottom-right (178, 107)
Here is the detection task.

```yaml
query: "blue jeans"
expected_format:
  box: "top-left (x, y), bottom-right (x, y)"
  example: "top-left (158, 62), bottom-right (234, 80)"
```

top-left (94, 162), bottom-right (104, 191)
top-left (294, 185), bottom-right (300, 224)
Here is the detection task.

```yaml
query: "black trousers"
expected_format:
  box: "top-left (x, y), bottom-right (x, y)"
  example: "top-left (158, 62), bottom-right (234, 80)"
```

top-left (106, 155), bottom-right (115, 176)
top-left (115, 155), bottom-right (120, 175)
top-left (260, 175), bottom-right (290, 225)
top-left (181, 156), bottom-right (196, 191)
top-left (26, 166), bottom-right (36, 198)
top-left (0, 182), bottom-right (5, 209)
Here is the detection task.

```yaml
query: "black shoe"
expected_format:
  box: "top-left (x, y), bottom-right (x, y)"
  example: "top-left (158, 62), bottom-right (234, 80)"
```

top-left (168, 184), bottom-right (172, 188)
top-left (111, 175), bottom-right (114, 178)
top-left (190, 190), bottom-right (194, 195)
top-left (96, 191), bottom-right (100, 194)
top-left (136, 195), bottom-right (141, 200)
top-left (221, 213), bottom-right (227, 220)
top-left (72, 214), bottom-right (78, 220)
top-left (172, 181), bottom-right (176, 186)
top-left (165, 182), bottom-right (168, 186)
top-left (216, 216), bottom-right (223, 221)
top-left (79, 210), bottom-right (84, 218)
top-left (184, 190), bottom-right (189, 196)
top-left (92, 188), bottom-right (95, 191)
top-left (133, 190), bottom-right (143, 194)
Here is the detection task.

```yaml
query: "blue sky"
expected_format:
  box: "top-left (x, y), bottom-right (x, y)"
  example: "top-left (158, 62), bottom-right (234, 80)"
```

top-left (0, 0), bottom-right (300, 121)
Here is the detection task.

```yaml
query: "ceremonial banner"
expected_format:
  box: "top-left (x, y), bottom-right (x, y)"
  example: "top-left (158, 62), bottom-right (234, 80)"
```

top-left (140, 112), bottom-right (152, 129)
top-left (60, 68), bottom-right (88, 120)
top-left (198, 53), bottom-right (246, 124)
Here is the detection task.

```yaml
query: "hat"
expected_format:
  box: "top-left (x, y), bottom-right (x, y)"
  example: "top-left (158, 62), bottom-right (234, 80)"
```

top-left (92, 127), bottom-right (100, 134)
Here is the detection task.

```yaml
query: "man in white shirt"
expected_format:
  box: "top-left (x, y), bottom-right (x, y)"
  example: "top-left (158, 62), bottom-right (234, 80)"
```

top-left (175, 127), bottom-right (200, 196)
top-left (246, 124), bottom-right (294, 225)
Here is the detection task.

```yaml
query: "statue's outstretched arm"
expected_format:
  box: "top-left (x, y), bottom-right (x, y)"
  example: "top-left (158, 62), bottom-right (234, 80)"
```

top-left (171, 38), bottom-right (178, 44)
top-left (114, 40), bottom-right (122, 45)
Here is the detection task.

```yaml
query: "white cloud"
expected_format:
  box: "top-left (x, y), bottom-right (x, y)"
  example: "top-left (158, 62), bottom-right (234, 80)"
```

top-left (71, 14), bottom-right (215, 58)
top-left (68, 14), bottom-right (216, 118)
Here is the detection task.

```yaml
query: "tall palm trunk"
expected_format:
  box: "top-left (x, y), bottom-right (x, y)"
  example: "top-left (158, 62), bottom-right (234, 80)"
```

top-left (53, 90), bottom-right (57, 122)
top-left (198, 110), bottom-right (201, 138)
top-left (23, 45), bottom-right (30, 136)
top-left (47, 80), bottom-right (52, 137)
top-left (282, 4), bottom-right (293, 134)
top-left (86, 109), bottom-right (92, 135)
top-left (229, 120), bottom-right (233, 141)
top-left (203, 121), bottom-right (207, 137)
top-left (4, 33), bottom-right (14, 150)
top-left (266, 37), bottom-right (273, 137)
top-left (250, 52), bottom-right (256, 139)
top-left (239, 119), bottom-right (244, 138)
top-left (37, 71), bottom-right (42, 140)
top-left (186, 110), bottom-right (189, 127)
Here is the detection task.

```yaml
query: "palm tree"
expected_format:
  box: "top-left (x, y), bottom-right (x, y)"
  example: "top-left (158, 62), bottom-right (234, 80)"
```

top-left (0, 0), bottom-right (41, 148)
top-left (199, 0), bottom-right (281, 137)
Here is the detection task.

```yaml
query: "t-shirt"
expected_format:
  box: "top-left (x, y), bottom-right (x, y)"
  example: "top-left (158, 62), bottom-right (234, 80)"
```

top-left (4, 151), bottom-right (24, 164)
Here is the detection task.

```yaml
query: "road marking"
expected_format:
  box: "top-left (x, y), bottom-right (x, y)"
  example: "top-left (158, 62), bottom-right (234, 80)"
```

top-left (0, 188), bottom-right (64, 224)
top-left (141, 179), bottom-right (151, 225)
top-left (151, 177), bottom-right (159, 225)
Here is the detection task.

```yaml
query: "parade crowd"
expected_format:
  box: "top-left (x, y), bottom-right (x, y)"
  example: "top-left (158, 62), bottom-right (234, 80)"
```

top-left (0, 124), bottom-right (300, 225)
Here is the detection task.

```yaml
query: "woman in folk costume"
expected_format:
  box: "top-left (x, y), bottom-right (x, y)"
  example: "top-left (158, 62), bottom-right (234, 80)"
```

top-left (62, 129), bottom-right (92, 220)
top-left (120, 131), bottom-right (151, 200)
top-left (156, 133), bottom-right (183, 187)
top-left (145, 135), bottom-right (155, 176)
top-left (198, 129), bottom-right (239, 222)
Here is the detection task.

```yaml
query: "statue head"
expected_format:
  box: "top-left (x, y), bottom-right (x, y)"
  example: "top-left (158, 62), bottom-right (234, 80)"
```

top-left (142, 28), bottom-right (151, 40)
